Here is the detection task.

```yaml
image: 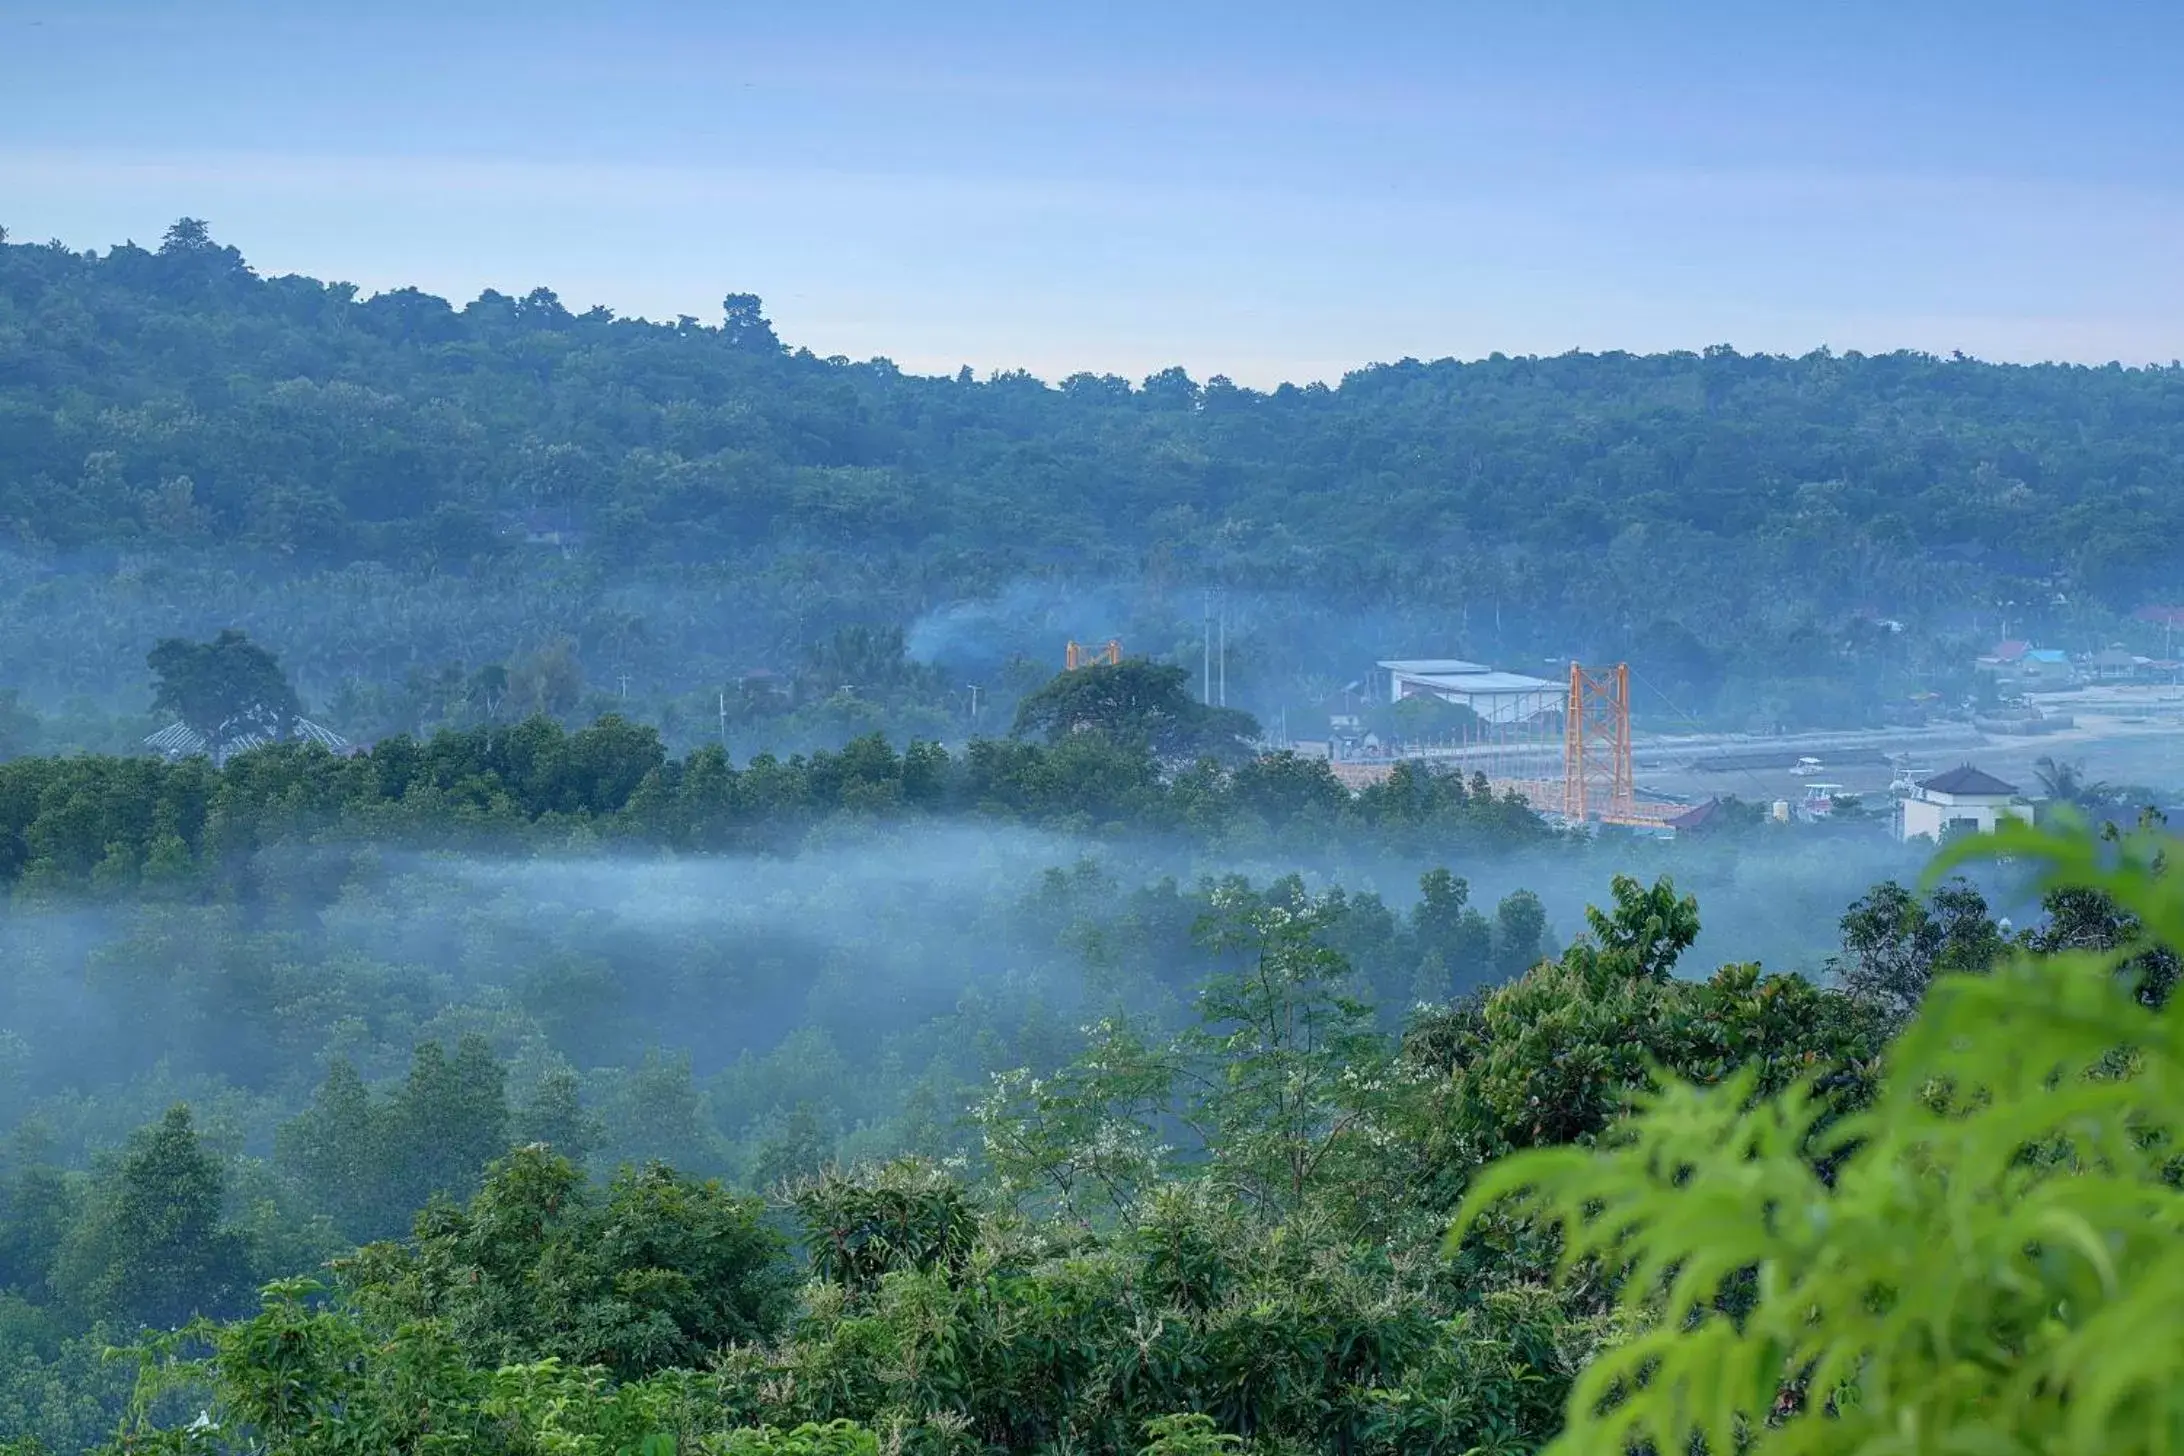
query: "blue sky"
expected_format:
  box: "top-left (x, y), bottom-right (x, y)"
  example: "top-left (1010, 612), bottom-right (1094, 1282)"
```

top-left (3, 0), bottom-right (2179, 384)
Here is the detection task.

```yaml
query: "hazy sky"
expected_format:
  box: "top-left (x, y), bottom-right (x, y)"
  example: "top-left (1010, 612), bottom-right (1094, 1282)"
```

top-left (3, 0), bottom-right (2179, 384)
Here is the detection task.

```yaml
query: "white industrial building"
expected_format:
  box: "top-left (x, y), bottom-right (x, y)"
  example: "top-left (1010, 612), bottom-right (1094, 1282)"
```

top-left (1896, 764), bottom-right (2034, 843)
top-left (1378, 659), bottom-right (1562, 726)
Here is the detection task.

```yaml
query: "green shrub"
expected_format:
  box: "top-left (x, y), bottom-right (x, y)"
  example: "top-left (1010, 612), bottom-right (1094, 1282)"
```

top-left (1138, 1413), bottom-right (1240, 1456)
top-left (1457, 818), bottom-right (2184, 1452)
top-left (708, 1419), bottom-right (881, 1456)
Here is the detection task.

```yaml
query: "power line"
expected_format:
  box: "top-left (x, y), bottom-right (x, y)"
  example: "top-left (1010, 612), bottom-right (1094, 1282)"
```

top-left (1625, 666), bottom-right (1789, 809)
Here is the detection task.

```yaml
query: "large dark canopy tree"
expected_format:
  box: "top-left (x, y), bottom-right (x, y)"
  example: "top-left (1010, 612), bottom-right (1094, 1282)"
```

top-left (146, 628), bottom-right (303, 754)
top-left (1011, 659), bottom-right (1260, 763)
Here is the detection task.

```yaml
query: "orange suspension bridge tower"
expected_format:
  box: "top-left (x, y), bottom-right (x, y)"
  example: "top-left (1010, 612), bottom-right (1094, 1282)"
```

top-left (1064, 639), bottom-right (1122, 670)
top-left (1458, 661), bottom-right (1638, 823)
top-left (1561, 661), bottom-right (1635, 823)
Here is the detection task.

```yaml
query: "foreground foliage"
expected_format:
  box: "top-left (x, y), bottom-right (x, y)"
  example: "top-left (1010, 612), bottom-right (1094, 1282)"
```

top-left (1462, 817), bottom-right (2184, 1452)
top-left (106, 1194), bottom-right (1606, 1456)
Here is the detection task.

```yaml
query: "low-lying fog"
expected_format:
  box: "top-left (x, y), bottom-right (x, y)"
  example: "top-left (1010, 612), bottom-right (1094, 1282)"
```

top-left (0, 815), bottom-right (2018, 1181)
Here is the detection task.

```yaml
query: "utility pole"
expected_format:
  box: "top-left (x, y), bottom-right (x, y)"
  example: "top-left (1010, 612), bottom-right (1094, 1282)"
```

top-left (1217, 593), bottom-right (1227, 707)
top-left (1202, 589), bottom-right (1213, 704)
top-left (717, 690), bottom-right (728, 752)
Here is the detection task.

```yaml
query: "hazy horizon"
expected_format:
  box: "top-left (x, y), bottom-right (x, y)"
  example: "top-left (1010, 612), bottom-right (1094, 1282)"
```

top-left (5, 1), bottom-right (2180, 386)
top-left (8, 214), bottom-right (2180, 394)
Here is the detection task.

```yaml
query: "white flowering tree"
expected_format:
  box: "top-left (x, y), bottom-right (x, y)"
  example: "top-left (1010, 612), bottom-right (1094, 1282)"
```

top-left (972, 1018), bottom-right (1176, 1224)
top-left (1185, 885), bottom-right (1394, 1216)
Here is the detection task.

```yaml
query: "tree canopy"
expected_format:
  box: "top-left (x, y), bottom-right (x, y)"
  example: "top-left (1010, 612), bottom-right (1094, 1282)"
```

top-left (8, 222), bottom-right (2184, 747)
top-left (1010, 659), bottom-right (1260, 763)
top-left (144, 629), bottom-right (302, 756)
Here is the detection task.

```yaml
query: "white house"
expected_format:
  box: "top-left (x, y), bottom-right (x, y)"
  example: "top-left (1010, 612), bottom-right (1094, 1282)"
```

top-left (1897, 764), bottom-right (2034, 843)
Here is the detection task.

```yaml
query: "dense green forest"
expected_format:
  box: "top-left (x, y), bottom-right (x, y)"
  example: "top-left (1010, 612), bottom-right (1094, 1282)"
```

top-left (6, 221), bottom-right (2184, 754)
top-left (0, 732), bottom-right (2160, 1451)
top-left (0, 649), bottom-right (2088, 1452)
top-left (7, 219), bottom-right (2184, 1450)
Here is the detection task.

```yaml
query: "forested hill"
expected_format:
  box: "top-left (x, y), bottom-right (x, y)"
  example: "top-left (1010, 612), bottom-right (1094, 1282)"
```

top-left (8, 220), bottom-right (2183, 593)
top-left (3, 220), bottom-right (2183, 739)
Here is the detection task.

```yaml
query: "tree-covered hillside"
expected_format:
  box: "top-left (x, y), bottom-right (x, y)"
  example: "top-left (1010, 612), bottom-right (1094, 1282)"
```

top-left (4, 220), bottom-right (2183, 745)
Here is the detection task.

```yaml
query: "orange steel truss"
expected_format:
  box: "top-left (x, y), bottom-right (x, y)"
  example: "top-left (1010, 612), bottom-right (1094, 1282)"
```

top-left (1064, 638), bottom-right (1122, 670)
top-left (1562, 662), bottom-right (1634, 822)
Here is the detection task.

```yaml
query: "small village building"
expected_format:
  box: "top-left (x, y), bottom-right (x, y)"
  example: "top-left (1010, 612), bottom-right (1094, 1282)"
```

top-left (501, 508), bottom-right (588, 554)
top-left (2088, 647), bottom-right (2151, 683)
top-left (1664, 799), bottom-right (1729, 837)
top-left (1897, 764), bottom-right (2034, 843)
top-left (1977, 641), bottom-right (2080, 690)
top-left (2015, 648), bottom-right (2076, 687)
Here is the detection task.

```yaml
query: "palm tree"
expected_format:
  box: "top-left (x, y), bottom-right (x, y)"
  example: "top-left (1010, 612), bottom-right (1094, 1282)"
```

top-left (2033, 755), bottom-right (2115, 809)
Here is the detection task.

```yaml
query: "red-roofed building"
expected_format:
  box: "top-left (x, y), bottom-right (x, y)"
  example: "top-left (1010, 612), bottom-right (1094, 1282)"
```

top-left (1665, 799), bottom-right (1726, 835)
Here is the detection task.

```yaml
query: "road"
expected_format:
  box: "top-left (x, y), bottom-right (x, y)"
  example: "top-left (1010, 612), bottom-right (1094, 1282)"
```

top-left (1637, 686), bottom-right (2184, 807)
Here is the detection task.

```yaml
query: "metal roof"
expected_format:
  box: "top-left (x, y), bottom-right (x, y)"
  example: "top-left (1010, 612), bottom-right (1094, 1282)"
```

top-left (1396, 670), bottom-right (1560, 695)
top-left (1380, 659), bottom-right (1492, 676)
top-left (145, 716), bottom-right (350, 763)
